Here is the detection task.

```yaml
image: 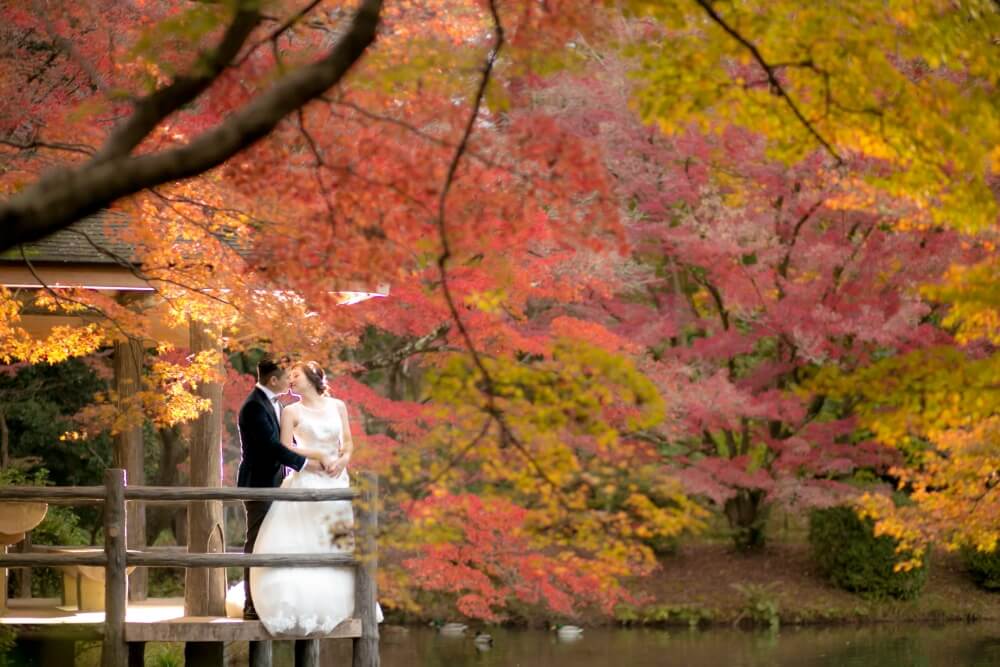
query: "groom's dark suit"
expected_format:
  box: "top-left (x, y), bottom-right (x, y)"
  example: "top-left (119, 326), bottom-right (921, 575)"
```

top-left (236, 386), bottom-right (307, 616)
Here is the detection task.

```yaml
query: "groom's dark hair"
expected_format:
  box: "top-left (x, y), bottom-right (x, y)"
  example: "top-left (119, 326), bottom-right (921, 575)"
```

top-left (257, 357), bottom-right (285, 385)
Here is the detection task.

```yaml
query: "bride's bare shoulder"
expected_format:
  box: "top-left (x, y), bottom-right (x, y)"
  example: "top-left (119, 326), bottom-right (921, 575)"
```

top-left (326, 396), bottom-right (347, 410)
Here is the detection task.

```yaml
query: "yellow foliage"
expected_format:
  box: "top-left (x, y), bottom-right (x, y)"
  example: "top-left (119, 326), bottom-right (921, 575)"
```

top-left (387, 340), bottom-right (704, 600)
top-left (814, 344), bottom-right (999, 554)
top-left (0, 288), bottom-right (105, 364)
top-left (629, 0), bottom-right (1000, 233)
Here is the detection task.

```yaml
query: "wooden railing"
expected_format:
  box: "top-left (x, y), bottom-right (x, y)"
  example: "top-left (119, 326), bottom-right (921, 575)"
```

top-left (0, 468), bottom-right (380, 667)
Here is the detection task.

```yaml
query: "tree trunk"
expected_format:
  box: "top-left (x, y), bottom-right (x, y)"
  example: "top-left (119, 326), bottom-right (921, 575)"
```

top-left (114, 337), bottom-right (147, 601)
top-left (724, 488), bottom-right (769, 552)
top-left (147, 425), bottom-right (188, 544)
top-left (1, 408), bottom-right (9, 469)
top-left (184, 321), bottom-right (226, 617)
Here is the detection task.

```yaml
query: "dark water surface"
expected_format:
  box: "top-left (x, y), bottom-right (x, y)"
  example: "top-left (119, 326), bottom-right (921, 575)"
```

top-left (323, 623), bottom-right (1000, 667)
top-left (6, 622), bottom-right (1000, 665)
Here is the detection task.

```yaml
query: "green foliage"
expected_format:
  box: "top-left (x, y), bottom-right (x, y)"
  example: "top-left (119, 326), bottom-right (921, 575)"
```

top-left (615, 602), bottom-right (715, 628)
top-left (1, 466), bottom-right (90, 597)
top-left (809, 506), bottom-right (928, 600)
top-left (961, 545), bottom-right (1000, 591)
top-left (0, 466), bottom-right (89, 544)
top-left (148, 569), bottom-right (185, 598)
top-left (0, 358), bottom-right (113, 487)
top-left (0, 625), bottom-right (15, 667)
top-left (145, 643), bottom-right (184, 667)
top-left (732, 583), bottom-right (780, 630)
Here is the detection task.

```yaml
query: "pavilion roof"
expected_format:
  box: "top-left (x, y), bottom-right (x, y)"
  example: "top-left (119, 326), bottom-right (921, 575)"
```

top-left (0, 213), bottom-right (136, 265)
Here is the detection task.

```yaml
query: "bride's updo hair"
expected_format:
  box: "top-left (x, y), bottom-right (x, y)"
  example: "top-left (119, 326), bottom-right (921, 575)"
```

top-left (293, 360), bottom-right (328, 396)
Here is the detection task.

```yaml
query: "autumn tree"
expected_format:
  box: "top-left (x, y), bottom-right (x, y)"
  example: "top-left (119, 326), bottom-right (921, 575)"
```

top-left (1, 0), bottom-right (997, 617)
top-left (625, 1), bottom-right (999, 552)
top-left (535, 55), bottom-right (974, 549)
top-left (2, 0), bottom-right (693, 620)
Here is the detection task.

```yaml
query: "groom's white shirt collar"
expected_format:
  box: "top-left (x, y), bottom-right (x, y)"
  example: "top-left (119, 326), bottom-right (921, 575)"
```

top-left (255, 383), bottom-right (280, 403)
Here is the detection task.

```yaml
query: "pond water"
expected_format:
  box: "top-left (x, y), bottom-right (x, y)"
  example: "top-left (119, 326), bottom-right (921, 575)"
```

top-left (322, 623), bottom-right (1000, 667)
top-left (5, 622), bottom-right (1000, 665)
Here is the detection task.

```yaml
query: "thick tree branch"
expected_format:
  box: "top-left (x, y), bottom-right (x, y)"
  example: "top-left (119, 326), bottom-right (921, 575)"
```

top-left (95, 1), bottom-right (264, 163)
top-left (354, 323), bottom-right (452, 374)
top-left (0, 0), bottom-right (383, 253)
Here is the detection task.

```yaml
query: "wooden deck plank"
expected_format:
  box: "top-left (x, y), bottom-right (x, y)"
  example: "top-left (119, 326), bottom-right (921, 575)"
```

top-left (125, 618), bottom-right (361, 642)
top-left (0, 598), bottom-right (361, 642)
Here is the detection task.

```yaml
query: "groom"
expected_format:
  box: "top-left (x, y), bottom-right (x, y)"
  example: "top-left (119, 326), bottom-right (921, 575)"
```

top-left (236, 357), bottom-right (325, 620)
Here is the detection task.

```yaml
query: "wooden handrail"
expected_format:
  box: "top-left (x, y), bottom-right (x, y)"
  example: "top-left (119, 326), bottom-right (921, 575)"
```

top-left (0, 551), bottom-right (358, 568)
top-left (125, 486), bottom-right (359, 502)
top-left (0, 485), bottom-right (359, 503)
top-left (128, 552), bottom-right (358, 568)
top-left (0, 552), bottom-right (108, 567)
top-left (0, 469), bottom-right (380, 667)
top-left (0, 486), bottom-right (106, 504)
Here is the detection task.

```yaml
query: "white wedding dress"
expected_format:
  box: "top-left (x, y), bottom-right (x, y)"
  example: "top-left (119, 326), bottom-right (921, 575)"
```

top-left (249, 403), bottom-right (377, 635)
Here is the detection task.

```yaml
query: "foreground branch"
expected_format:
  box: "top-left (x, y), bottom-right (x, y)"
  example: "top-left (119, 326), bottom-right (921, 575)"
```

top-left (0, 0), bottom-right (383, 252)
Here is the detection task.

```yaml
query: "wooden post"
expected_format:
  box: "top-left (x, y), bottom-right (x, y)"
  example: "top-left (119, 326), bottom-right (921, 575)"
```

top-left (352, 472), bottom-right (379, 667)
top-left (0, 544), bottom-right (7, 613)
top-left (16, 532), bottom-right (31, 598)
top-left (114, 337), bottom-right (147, 601)
top-left (103, 468), bottom-right (128, 667)
top-left (185, 321), bottom-right (225, 667)
top-left (249, 639), bottom-right (273, 667)
top-left (295, 639), bottom-right (321, 667)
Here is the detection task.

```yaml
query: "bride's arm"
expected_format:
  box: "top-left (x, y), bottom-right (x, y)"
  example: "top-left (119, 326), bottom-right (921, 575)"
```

top-left (327, 399), bottom-right (354, 477)
top-left (280, 405), bottom-right (330, 468)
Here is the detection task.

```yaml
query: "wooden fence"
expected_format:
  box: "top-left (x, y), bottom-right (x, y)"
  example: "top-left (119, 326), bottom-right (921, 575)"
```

top-left (0, 468), bottom-right (380, 667)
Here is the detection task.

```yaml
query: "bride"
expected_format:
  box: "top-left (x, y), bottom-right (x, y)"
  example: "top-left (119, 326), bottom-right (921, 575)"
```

top-left (249, 360), bottom-right (371, 635)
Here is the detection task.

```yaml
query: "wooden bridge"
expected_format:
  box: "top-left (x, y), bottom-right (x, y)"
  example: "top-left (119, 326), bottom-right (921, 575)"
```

top-left (0, 469), bottom-right (380, 667)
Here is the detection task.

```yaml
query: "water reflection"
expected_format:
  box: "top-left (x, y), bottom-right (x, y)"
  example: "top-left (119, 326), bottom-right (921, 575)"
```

top-left (323, 623), bottom-right (1000, 667)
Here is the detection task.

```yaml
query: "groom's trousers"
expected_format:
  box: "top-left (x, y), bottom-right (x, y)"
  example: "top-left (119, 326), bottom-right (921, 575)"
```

top-left (243, 500), bottom-right (271, 614)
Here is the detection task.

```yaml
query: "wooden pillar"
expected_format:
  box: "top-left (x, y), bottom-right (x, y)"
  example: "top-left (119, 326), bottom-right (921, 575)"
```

top-left (185, 321), bottom-right (226, 618)
top-left (114, 337), bottom-right (147, 601)
top-left (249, 640), bottom-right (273, 667)
top-left (103, 468), bottom-right (128, 667)
top-left (16, 532), bottom-right (31, 598)
top-left (0, 544), bottom-right (7, 612)
top-left (295, 639), bottom-right (321, 667)
top-left (352, 473), bottom-right (380, 667)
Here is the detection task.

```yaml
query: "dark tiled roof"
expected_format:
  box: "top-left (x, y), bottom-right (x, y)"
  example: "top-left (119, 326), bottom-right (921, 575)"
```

top-left (1, 213), bottom-right (136, 264)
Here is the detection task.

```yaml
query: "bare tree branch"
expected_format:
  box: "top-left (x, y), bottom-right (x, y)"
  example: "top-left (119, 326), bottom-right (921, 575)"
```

top-left (431, 1), bottom-right (572, 500)
top-left (353, 323), bottom-right (452, 374)
top-left (232, 0), bottom-right (326, 68)
top-left (693, 0), bottom-right (843, 164)
top-left (0, 138), bottom-right (95, 156)
top-left (17, 245), bottom-right (140, 342)
top-left (34, 0), bottom-right (108, 94)
top-left (0, 0), bottom-right (383, 253)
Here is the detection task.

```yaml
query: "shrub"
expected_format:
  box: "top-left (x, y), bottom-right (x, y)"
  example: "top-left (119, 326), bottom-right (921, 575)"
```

top-left (808, 506), bottom-right (927, 600)
top-left (732, 583), bottom-right (780, 630)
top-left (962, 545), bottom-right (1000, 591)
